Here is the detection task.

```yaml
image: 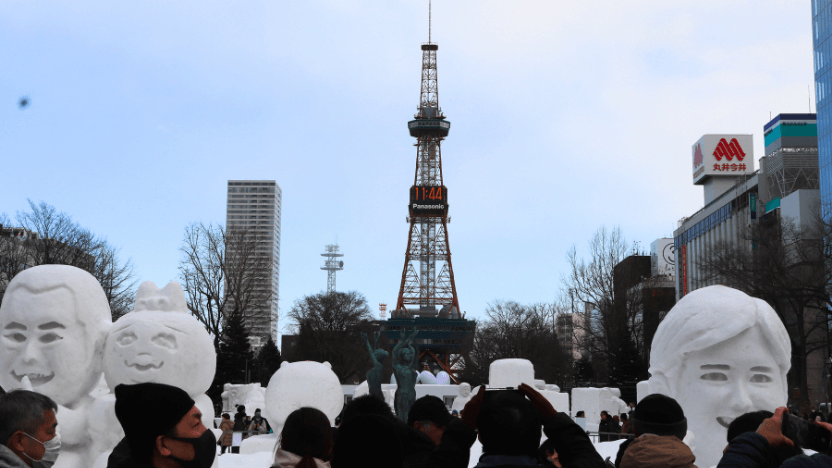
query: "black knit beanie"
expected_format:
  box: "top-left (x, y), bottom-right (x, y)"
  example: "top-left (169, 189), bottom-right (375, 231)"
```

top-left (631, 394), bottom-right (687, 440)
top-left (114, 383), bottom-right (195, 463)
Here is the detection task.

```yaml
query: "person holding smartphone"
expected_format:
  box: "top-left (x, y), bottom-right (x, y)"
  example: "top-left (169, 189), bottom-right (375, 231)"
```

top-left (424, 383), bottom-right (605, 468)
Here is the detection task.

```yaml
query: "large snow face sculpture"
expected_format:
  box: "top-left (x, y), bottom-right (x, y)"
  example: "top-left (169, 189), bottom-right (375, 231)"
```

top-left (648, 285), bottom-right (790, 468)
top-left (103, 281), bottom-right (216, 395)
top-left (265, 361), bottom-right (343, 428)
top-left (0, 265), bottom-right (111, 406)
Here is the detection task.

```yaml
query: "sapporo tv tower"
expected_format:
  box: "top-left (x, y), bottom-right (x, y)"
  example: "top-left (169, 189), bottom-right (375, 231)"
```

top-left (381, 3), bottom-right (474, 384)
top-left (395, 4), bottom-right (458, 318)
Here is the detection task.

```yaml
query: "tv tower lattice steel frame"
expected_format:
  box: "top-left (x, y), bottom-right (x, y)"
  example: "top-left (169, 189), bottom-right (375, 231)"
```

top-left (395, 41), bottom-right (460, 316)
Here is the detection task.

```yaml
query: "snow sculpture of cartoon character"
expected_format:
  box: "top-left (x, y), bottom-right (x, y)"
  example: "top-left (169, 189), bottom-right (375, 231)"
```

top-left (241, 360), bottom-right (344, 454)
top-left (648, 285), bottom-right (791, 468)
top-left (0, 265), bottom-right (112, 468)
top-left (89, 281), bottom-right (217, 467)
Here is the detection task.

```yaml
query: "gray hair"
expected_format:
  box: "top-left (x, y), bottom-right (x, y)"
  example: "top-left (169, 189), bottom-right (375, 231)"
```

top-left (0, 390), bottom-right (58, 446)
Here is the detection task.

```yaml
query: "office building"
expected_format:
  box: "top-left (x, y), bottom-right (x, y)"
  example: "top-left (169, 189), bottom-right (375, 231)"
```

top-left (813, 1), bottom-right (832, 208)
top-left (226, 180), bottom-right (281, 346)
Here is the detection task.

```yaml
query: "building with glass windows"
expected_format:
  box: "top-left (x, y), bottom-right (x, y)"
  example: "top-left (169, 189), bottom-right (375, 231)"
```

top-left (814, 1), bottom-right (832, 207)
top-left (226, 180), bottom-right (282, 347)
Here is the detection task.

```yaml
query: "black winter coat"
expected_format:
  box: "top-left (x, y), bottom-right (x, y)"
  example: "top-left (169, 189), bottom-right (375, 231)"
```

top-left (106, 437), bottom-right (153, 468)
top-left (717, 432), bottom-right (832, 468)
top-left (425, 413), bottom-right (605, 468)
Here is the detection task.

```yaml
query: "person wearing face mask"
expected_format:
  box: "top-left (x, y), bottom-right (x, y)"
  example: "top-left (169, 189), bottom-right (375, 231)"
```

top-left (248, 408), bottom-right (271, 435)
top-left (107, 382), bottom-right (216, 468)
top-left (0, 390), bottom-right (60, 468)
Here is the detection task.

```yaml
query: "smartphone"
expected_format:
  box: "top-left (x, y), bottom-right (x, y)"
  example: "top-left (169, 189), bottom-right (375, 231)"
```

top-left (782, 412), bottom-right (832, 453)
top-left (481, 387), bottom-right (525, 405)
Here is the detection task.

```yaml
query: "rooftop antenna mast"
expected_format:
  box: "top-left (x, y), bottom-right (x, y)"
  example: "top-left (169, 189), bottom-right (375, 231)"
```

top-left (429, 0), bottom-right (431, 43)
top-left (321, 244), bottom-right (344, 294)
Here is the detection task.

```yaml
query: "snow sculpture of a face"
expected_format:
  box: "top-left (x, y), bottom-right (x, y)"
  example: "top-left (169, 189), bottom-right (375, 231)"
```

top-left (265, 361), bottom-right (343, 427)
top-left (0, 265), bottom-right (111, 406)
top-left (459, 383), bottom-right (471, 398)
top-left (104, 281), bottom-right (216, 396)
top-left (648, 285), bottom-right (790, 468)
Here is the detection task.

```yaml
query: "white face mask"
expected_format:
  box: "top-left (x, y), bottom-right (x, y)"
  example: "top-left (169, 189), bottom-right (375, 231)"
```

top-left (23, 432), bottom-right (61, 468)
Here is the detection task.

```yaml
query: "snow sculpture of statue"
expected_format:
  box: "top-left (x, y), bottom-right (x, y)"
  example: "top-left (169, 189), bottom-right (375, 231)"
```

top-left (392, 329), bottom-right (419, 421)
top-left (648, 285), bottom-right (790, 468)
top-left (221, 383), bottom-right (233, 411)
top-left (0, 265), bottom-right (112, 468)
top-left (360, 331), bottom-right (388, 400)
top-left (452, 383), bottom-right (473, 412)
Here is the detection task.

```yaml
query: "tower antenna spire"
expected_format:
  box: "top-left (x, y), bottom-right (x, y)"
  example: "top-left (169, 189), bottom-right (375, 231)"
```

top-left (429, 0), bottom-right (431, 43)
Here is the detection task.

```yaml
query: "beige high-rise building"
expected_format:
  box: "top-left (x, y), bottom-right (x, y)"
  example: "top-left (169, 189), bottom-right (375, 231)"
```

top-left (226, 180), bottom-right (281, 346)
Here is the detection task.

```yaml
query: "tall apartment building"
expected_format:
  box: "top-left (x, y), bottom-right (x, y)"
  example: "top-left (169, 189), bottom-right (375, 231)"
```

top-left (813, 1), bottom-right (832, 208)
top-left (226, 180), bottom-right (282, 346)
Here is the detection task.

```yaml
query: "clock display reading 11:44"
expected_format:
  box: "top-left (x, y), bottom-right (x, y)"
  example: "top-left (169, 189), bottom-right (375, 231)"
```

top-left (410, 185), bottom-right (448, 204)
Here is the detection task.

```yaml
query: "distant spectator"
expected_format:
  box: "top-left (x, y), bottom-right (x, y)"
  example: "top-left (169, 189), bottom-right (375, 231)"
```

top-left (575, 411), bottom-right (585, 418)
top-left (610, 415), bottom-right (621, 439)
top-left (248, 408), bottom-right (271, 435)
top-left (0, 390), bottom-right (59, 468)
top-left (408, 396), bottom-right (451, 446)
top-left (599, 411), bottom-right (614, 442)
top-left (219, 413), bottom-right (234, 455)
top-left (273, 407), bottom-right (333, 468)
top-left (619, 413), bottom-right (632, 437)
top-left (617, 394), bottom-right (695, 468)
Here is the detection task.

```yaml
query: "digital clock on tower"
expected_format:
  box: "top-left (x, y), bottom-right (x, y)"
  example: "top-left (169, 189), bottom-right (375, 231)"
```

top-left (409, 185), bottom-right (448, 216)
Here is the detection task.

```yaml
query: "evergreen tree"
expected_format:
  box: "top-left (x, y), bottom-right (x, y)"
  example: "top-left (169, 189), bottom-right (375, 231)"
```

top-left (574, 355), bottom-right (595, 387)
top-left (221, 310), bottom-right (254, 383)
top-left (608, 333), bottom-right (646, 403)
top-left (255, 336), bottom-right (282, 386)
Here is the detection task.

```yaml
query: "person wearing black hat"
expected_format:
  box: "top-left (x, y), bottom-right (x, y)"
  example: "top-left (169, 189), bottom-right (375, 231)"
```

top-left (424, 383), bottom-right (604, 468)
top-left (107, 383), bottom-right (216, 468)
top-left (616, 394), bottom-right (695, 468)
top-left (408, 396), bottom-right (452, 446)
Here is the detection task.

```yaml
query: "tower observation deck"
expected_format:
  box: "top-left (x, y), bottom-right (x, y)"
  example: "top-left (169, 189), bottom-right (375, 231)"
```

top-left (382, 31), bottom-right (474, 384)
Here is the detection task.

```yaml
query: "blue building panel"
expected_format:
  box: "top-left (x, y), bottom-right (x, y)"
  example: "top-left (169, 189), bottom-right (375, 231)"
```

top-left (814, 0), bottom-right (832, 208)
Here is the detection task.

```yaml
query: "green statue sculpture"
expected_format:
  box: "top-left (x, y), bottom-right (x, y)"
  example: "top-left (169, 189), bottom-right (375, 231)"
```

top-left (360, 331), bottom-right (388, 401)
top-left (392, 328), bottom-right (419, 421)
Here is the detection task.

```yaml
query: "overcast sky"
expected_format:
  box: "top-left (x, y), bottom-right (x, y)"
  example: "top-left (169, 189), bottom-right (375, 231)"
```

top-left (0, 0), bottom-right (815, 335)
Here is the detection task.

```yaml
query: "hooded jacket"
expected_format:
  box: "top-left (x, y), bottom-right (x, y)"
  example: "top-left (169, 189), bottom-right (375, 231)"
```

top-left (272, 449), bottom-right (330, 468)
top-left (619, 434), bottom-right (697, 468)
top-left (0, 445), bottom-right (28, 468)
top-left (219, 418), bottom-right (235, 446)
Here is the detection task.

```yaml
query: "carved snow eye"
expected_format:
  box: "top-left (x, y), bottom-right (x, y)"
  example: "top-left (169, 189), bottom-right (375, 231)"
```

top-left (39, 333), bottom-right (62, 344)
top-left (700, 372), bottom-right (728, 381)
top-left (4, 333), bottom-right (26, 343)
top-left (117, 333), bottom-right (137, 346)
top-left (152, 333), bottom-right (177, 350)
top-left (750, 374), bottom-right (772, 383)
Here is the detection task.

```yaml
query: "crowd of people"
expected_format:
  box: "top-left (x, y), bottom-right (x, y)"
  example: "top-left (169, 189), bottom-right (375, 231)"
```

top-left (2, 383), bottom-right (832, 468)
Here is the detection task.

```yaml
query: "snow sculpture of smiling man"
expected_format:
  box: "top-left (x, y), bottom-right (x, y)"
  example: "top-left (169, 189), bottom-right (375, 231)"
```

top-left (648, 285), bottom-right (790, 468)
top-left (102, 281), bottom-right (217, 430)
top-left (0, 265), bottom-right (112, 468)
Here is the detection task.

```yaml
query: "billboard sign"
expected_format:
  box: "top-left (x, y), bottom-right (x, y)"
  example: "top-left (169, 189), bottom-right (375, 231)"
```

top-left (650, 238), bottom-right (675, 279)
top-left (692, 134), bottom-right (754, 184)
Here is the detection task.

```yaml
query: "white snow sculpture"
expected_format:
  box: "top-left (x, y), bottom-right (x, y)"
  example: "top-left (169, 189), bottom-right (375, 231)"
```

top-left (534, 379), bottom-right (546, 390)
top-left (538, 388), bottom-right (569, 414)
top-left (635, 381), bottom-right (650, 403)
top-left (417, 370), bottom-right (438, 384)
top-left (489, 358), bottom-right (535, 388)
top-left (242, 360), bottom-right (344, 454)
top-left (571, 387), bottom-right (622, 430)
top-left (0, 265), bottom-right (112, 468)
top-left (647, 285), bottom-right (791, 468)
top-left (436, 371), bottom-right (451, 385)
top-left (222, 383), bottom-right (265, 411)
top-left (452, 383), bottom-right (473, 412)
top-left (102, 281), bottom-right (217, 431)
top-left (545, 384), bottom-right (560, 392)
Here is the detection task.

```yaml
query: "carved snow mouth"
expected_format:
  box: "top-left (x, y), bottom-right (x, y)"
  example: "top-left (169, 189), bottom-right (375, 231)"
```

top-left (11, 370), bottom-right (55, 386)
top-left (126, 360), bottom-right (164, 371)
top-left (716, 416), bottom-right (735, 428)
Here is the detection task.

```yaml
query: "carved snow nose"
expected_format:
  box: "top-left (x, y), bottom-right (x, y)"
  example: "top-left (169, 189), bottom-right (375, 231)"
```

top-left (20, 341), bottom-right (42, 365)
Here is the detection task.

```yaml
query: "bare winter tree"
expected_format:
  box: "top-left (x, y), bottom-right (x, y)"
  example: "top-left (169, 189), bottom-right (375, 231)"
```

top-left (178, 222), bottom-right (273, 349)
top-left (286, 291), bottom-right (376, 382)
top-left (0, 201), bottom-right (136, 320)
top-left (698, 208), bottom-right (832, 405)
top-left (459, 301), bottom-right (567, 388)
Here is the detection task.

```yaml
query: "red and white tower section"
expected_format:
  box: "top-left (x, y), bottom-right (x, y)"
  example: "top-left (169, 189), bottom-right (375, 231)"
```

top-left (394, 41), bottom-right (460, 318)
